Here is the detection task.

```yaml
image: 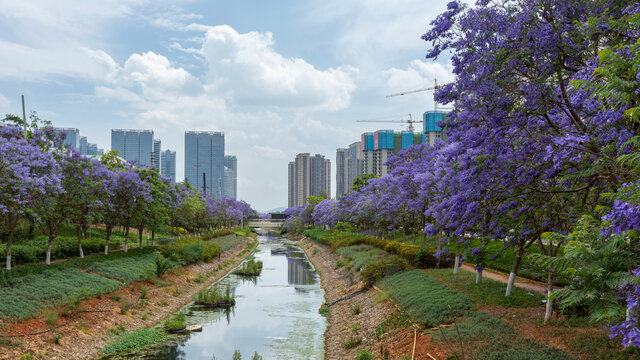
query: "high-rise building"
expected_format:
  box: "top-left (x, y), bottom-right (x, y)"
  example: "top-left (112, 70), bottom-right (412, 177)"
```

top-left (347, 141), bottom-right (363, 191)
top-left (288, 153), bottom-right (331, 208)
top-left (223, 155), bottom-right (238, 199)
top-left (152, 139), bottom-right (161, 171)
top-left (79, 136), bottom-right (88, 155)
top-left (184, 131), bottom-right (225, 197)
top-left (161, 149), bottom-right (176, 182)
top-left (111, 129), bottom-right (154, 167)
top-left (336, 142), bottom-right (364, 197)
top-left (361, 129), bottom-right (423, 177)
top-left (54, 128), bottom-right (80, 150)
top-left (423, 111), bottom-right (446, 146)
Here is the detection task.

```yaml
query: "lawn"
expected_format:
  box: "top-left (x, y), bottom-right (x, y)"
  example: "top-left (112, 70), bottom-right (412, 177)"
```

top-left (0, 267), bottom-right (124, 320)
top-left (378, 270), bottom-right (475, 327)
top-left (212, 234), bottom-right (243, 252)
top-left (433, 311), bottom-right (576, 360)
top-left (426, 268), bottom-right (545, 307)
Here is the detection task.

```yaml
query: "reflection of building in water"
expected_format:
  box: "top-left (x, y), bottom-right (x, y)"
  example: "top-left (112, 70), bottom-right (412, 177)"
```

top-left (287, 254), bottom-right (314, 285)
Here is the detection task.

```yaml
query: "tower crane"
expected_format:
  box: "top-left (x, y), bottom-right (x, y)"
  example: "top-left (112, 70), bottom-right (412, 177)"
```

top-left (356, 114), bottom-right (419, 132)
top-left (385, 79), bottom-right (452, 111)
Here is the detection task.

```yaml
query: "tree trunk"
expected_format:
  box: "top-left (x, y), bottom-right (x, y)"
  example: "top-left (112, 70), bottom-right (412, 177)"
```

top-left (124, 223), bottom-right (130, 253)
top-left (476, 269), bottom-right (483, 284)
top-left (6, 222), bottom-right (14, 271)
top-left (46, 234), bottom-right (55, 265)
top-left (105, 227), bottom-right (112, 254)
top-left (151, 230), bottom-right (155, 246)
top-left (139, 226), bottom-right (144, 249)
top-left (505, 248), bottom-right (523, 297)
top-left (453, 247), bottom-right (460, 275)
top-left (627, 305), bottom-right (638, 322)
top-left (435, 233), bottom-right (441, 269)
top-left (77, 226), bottom-right (84, 258)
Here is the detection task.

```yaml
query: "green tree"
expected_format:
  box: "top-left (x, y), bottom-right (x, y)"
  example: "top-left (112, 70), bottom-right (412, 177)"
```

top-left (351, 174), bottom-right (378, 192)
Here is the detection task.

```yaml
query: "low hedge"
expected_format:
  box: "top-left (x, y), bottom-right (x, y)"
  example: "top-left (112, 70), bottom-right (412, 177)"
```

top-left (0, 237), bottom-right (111, 267)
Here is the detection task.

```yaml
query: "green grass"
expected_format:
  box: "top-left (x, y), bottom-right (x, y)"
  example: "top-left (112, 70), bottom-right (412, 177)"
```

top-left (433, 311), bottom-right (575, 360)
top-left (0, 267), bottom-right (123, 320)
top-left (102, 328), bottom-right (166, 355)
top-left (336, 244), bottom-right (385, 271)
top-left (426, 268), bottom-right (545, 307)
top-left (378, 270), bottom-right (474, 327)
top-left (86, 253), bottom-right (158, 283)
top-left (568, 333), bottom-right (640, 360)
top-left (213, 234), bottom-right (242, 252)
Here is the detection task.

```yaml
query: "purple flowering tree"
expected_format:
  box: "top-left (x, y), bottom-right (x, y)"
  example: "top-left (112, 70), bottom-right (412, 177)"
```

top-left (0, 126), bottom-right (60, 270)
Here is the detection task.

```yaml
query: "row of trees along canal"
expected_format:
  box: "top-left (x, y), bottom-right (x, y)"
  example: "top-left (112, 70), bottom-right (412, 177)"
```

top-left (0, 117), bottom-right (253, 270)
top-left (285, 0), bottom-right (640, 348)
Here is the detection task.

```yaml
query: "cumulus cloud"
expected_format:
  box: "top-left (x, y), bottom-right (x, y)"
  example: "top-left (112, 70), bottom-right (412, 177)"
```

top-left (383, 60), bottom-right (454, 92)
top-left (201, 25), bottom-right (357, 111)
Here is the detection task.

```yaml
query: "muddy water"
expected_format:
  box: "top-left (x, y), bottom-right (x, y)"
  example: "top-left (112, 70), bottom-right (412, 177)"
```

top-left (121, 232), bottom-right (326, 359)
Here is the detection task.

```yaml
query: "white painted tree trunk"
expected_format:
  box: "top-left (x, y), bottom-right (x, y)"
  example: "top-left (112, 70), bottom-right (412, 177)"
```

top-left (476, 269), bottom-right (483, 284)
top-left (6, 255), bottom-right (11, 271)
top-left (104, 243), bottom-right (109, 255)
top-left (505, 272), bottom-right (517, 296)
top-left (46, 251), bottom-right (51, 265)
top-left (453, 254), bottom-right (460, 274)
top-left (544, 290), bottom-right (553, 324)
top-left (627, 305), bottom-right (638, 321)
top-left (79, 246), bottom-right (84, 258)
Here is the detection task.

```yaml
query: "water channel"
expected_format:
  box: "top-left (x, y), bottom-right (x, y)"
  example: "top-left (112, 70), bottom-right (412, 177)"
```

top-left (113, 231), bottom-right (326, 359)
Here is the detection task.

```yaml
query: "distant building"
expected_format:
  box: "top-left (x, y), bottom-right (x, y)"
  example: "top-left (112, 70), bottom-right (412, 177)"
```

top-left (336, 148), bottom-right (348, 197)
top-left (288, 153), bottom-right (331, 208)
top-left (423, 111), bottom-right (446, 146)
top-left (161, 149), bottom-right (176, 182)
top-left (223, 155), bottom-right (238, 199)
top-left (54, 128), bottom-right (80, 150)
top-left (79, 136), bottom-right (88, 155)
top-left (361, 130), bottom-right (422, 177)
top-left (184, 131), bottom-right (225, 197)
top-left (152, 139), bottom-right (161, 171)
top-left (336, 142), bottom-right (364, 197)
top-left (111, 129), bottom-right (154, 167)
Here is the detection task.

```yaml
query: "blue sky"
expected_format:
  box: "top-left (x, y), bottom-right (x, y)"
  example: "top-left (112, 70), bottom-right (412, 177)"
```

top-left (0, 0), bottom-right (455, 211)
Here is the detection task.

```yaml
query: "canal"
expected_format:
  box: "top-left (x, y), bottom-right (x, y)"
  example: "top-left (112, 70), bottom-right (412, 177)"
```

top-left (115, 231), bottom-right (326, 359)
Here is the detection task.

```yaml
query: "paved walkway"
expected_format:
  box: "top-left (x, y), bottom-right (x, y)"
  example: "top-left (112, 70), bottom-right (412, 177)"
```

top-left (459, 263), bottom-right (552, 295)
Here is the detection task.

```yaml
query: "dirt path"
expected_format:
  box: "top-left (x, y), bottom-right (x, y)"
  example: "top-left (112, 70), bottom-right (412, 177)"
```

top-left (0, 236), bottom-right (258, 360)
top-left (459, 263), bottom-right (552, 295)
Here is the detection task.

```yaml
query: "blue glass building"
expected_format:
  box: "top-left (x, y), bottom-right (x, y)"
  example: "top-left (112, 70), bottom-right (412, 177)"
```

top-left (161, 149), bottom-right (176, 182)
top-left (111, 129), bottom-right (154, 167)
top-left (185, 131), bottom-right (225, 198)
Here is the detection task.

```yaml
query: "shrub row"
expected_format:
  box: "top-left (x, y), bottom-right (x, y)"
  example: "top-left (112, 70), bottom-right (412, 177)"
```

top-left (378, 270), bottom-right (475, 327)
top-left (0, 237), bottom-right (113, 267)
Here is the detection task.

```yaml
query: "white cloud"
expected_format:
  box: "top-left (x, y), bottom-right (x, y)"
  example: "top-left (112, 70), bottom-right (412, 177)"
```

top-left (117, 51), bottom-right (204, 100)
top-left (201, 25), bottom-right (357, 111)
top-left (383, 60), bottom-right (454, 92)
top-left (253, 145), bottom-right (285, 159)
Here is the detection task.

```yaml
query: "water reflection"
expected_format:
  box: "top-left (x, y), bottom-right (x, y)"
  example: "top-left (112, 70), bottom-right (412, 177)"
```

top-left (111, 232), bottom-right (326, 360)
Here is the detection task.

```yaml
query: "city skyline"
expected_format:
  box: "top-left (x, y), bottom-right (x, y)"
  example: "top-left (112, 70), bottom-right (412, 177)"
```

top-left (0, 1), bottom-right (456, 210)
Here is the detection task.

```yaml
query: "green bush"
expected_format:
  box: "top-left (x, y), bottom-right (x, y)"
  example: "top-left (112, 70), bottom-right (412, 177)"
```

top-left (0, 236), bottom-right (111, 266)
top-left (353, 349), bottom-right (375, 360)
top-left (164, 313), bottom-right (186, 331)
top-left (378, 270), bottom-right (474, 327)
top-left (160, 238), bottom-right (220, 265)
top-left (234, 260), bottom-right (263, 276)
top-left (213, 234), bottom-right (242, 252)
top-left (360, 256), bottom-right (407, 288)
top-left (155, 255), bottom-right (173, 277)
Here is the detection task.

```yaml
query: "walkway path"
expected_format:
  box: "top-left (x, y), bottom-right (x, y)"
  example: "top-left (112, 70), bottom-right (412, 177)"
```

top-left (459, 263), bottom-right (552, 295)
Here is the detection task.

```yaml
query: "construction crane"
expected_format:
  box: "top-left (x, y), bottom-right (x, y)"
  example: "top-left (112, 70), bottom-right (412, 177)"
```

top-left (386, 79), bottom-right (452, 111)
top-left (356, 114), bottom-right (420, 132)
